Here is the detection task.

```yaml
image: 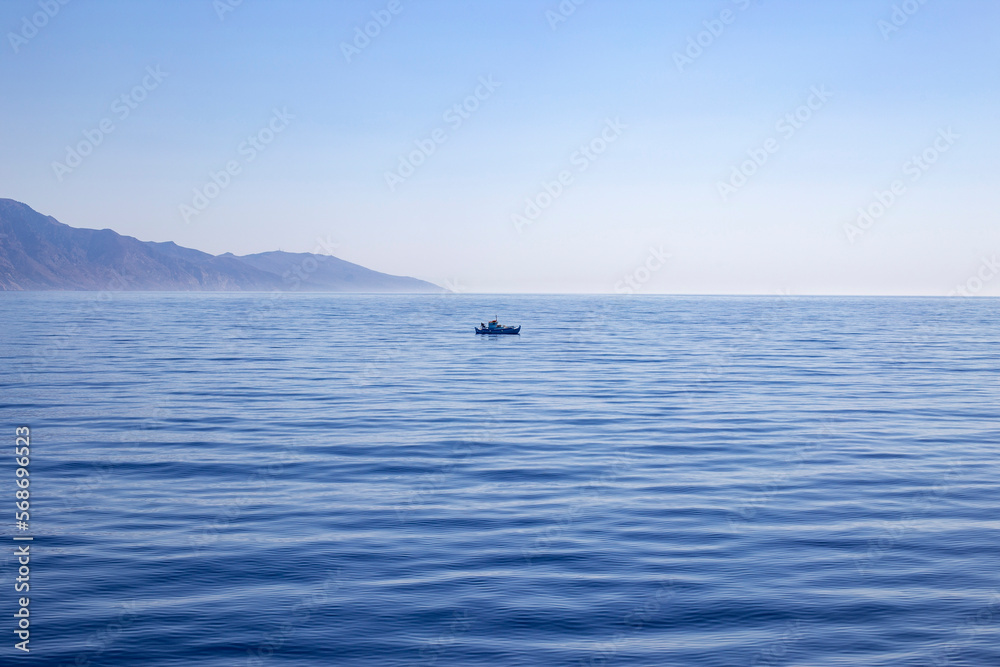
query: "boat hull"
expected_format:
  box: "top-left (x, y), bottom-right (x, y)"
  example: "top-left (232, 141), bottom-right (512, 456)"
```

top-left (475, 325), bottom-right (520, 335)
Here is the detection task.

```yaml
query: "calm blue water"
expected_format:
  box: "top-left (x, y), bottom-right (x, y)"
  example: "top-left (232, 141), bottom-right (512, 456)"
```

top-left (1, 294), bottom-right (998, 666)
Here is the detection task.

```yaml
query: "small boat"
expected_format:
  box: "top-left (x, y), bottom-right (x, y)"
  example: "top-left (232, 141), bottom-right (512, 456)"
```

top-left (476, 318), bottom-right (521, 335)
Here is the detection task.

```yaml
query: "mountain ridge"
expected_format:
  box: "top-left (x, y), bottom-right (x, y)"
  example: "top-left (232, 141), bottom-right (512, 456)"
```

top-left (0, 199), bottom-right (444, 292)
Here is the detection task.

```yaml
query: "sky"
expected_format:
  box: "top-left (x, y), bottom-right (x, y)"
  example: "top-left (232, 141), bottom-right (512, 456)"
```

top-left (1, 0), bottom-right (998, 295)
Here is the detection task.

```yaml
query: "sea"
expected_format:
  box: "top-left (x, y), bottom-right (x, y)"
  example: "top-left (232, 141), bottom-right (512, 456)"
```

top-left (1, 293), bottom-right (998, 666)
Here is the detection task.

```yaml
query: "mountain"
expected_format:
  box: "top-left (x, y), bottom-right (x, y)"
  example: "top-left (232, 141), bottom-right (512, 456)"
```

top-left (0, 199), bottom-right (444, 292)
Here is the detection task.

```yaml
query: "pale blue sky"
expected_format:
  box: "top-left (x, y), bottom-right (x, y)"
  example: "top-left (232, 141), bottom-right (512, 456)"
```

top-left (2, 0), bottom-right (998, 294)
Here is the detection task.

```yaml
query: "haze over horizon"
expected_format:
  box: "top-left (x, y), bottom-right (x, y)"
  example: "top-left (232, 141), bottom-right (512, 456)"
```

top-left (2, 0), bottom-right (998, 295)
